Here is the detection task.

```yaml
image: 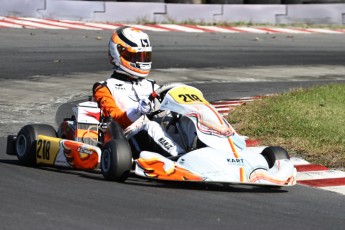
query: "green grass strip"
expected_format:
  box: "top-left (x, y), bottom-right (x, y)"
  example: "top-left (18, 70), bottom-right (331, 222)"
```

top-left (228, 83), bottom-right (345, 169)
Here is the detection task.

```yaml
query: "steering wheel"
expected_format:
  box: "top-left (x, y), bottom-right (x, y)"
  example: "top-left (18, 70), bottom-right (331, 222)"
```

top-left (148, 82), bottom-right (186, 102)
top-left (147, 82), bottom-right (186, 119)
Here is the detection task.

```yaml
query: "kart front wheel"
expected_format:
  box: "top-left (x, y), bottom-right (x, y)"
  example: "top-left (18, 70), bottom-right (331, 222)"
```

top-left (101, 140), bottom-right (132, 182)
top-left (16, 124), bottom-right (57, 166)
top-left (261, 146), bottom-right (290, 168)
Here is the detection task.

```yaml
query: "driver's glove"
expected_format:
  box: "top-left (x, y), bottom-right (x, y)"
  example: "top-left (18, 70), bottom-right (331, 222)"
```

top-left (137, 98), bottom-right (152, 115)
top-left (126, 98), bottom-right (153, 123)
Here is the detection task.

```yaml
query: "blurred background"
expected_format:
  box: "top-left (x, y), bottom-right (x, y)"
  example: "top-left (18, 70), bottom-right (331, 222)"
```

top-left (1, 0), bottom-right (345, 25)
top-left (82, 0), bottom-right (345, 4)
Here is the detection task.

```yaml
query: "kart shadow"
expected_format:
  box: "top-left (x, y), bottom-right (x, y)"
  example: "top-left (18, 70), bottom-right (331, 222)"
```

top-left (0, 159), bottom-right (105, 181)
top-left (1, 159), bottom-right (289, 193)
top-left (125, 175), bottom-right (289, 194)
top-left (0, 159), bottom-right (22, 165)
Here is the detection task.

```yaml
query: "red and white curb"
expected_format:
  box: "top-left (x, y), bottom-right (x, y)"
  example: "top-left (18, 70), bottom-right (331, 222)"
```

top-left (1, 16), bottom-right (345, 34)
top-left (292, 158), bottom-right (345, 195)
top-left (211, 97), bottom-right (262, 116)
top-left (211, 98), bottom-right (345, 195)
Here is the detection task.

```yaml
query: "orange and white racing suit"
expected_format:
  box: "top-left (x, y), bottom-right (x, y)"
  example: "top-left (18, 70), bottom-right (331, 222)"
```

top-left (93, 73), bottom-right (185, 157)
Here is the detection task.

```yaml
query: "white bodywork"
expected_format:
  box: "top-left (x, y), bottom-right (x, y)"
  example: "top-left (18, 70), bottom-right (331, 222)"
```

top-left (135, 84), bottom-right (296, 186)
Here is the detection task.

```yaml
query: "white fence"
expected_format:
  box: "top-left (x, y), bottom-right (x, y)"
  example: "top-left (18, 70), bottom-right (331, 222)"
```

top-left (1, 0), bottom-right (344, 24)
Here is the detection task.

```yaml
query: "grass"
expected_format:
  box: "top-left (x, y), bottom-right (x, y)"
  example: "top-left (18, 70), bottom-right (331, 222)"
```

top-left (227, 83), bottom-right (345, 170)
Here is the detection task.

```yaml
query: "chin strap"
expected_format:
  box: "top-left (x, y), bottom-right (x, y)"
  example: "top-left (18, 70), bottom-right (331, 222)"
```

top-left (112, 66), bottom-right (133, 78)
top-left (112, 65), bottom-right (145, 81)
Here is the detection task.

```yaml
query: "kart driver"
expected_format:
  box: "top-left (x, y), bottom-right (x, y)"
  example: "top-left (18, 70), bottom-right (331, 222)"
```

top-left (93, 26), bottom-right (185, 158)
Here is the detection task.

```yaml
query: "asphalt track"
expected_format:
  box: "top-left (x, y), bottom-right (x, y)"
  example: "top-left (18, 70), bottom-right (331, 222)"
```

top-left (1, 29), bottom-right (345, 230)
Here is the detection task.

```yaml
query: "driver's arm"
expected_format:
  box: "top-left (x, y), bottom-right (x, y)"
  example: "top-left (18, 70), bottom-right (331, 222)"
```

top-left (93, 82), bottom-right (133, 129)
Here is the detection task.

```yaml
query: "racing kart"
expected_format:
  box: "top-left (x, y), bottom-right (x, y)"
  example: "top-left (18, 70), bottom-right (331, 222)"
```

top-left (6, 83), bottom-right (296, 187)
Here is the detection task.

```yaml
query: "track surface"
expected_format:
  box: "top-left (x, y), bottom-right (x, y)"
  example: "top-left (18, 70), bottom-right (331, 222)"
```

top-left (1, 29), bottom-right (345, 78)
top-left (1, 29), bottom-right (345, 229)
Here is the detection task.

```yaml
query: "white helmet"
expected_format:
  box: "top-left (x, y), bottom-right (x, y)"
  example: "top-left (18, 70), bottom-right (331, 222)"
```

top-left (108, 26), bottom-right (152, 79)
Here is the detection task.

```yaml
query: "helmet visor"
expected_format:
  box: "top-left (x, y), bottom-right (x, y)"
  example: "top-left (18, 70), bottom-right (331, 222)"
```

top-left (118, 45), bottom-right (152, 63)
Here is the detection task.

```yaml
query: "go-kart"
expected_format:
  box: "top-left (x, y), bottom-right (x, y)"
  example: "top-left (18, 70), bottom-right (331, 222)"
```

top-left (6, 83), bottom-right (296, 187)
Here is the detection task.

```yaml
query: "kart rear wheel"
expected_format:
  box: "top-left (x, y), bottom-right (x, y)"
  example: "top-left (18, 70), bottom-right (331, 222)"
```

top-left (16, 124), bottom-right (57, 166)
top-left (261, 146), bottom-right (290, 168)
top-left (101, 139), bottom-right (132, 182)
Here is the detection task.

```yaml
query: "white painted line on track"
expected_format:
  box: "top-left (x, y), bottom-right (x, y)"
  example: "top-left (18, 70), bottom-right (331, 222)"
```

top-left (322, 186), bottom-right (345, 195)
top-left (156, 24), bottom-right (205, 33)
top-left (265, 27), bottom-right (311, 34)
top-left (213, 103), bottom-right (243, 107)
top-left (297, 170), bottom-right (345, 181)
top-left (1, 17), bottom-right (345, 35)
top-left (290, 157), bottom-right (311, 165)
top-left (19, 17), bottom-right (103, 30)
top-left (232, 27), bottom-right (269, 34)
top-left (305, 28), bottom-right (344, 34)
top-left (213, 99), bottom-right (254, 104)
top-left (0, 21), bottom-right (25, 28)
top-left (3, 17), bottom-right (68, 30)
top-left (126, 24), bottom-right (169, 32)
top-left (51, 19), bottom-right (104, 30)
top-left (83, 22), bottom-right (120, 30)
top-left (196, 25), bottom-right (240, 33)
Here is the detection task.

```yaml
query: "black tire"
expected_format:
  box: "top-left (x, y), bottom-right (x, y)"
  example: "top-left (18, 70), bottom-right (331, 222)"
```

top-left (107, 121), bottom-right (127, 140)
top-left (101, 139), bottom-right (132, 182)
top-left (261, 146), bottom-right (290, 168)
top-left (16, 124), bottom-right (57, 166)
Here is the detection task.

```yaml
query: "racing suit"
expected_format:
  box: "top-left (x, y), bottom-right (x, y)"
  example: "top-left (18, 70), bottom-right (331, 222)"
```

top-left (93, 72), bottom-right (185, 157)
